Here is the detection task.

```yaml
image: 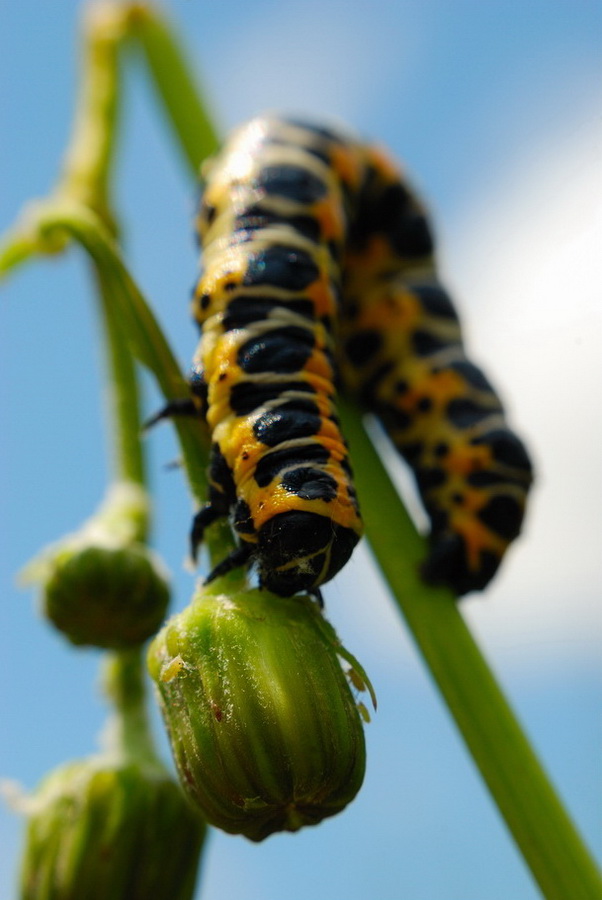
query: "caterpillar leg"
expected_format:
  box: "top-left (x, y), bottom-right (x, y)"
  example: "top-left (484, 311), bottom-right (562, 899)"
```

top-left (190, 503), bottom-right (223, 561)
top-left (312, 588), bottom-right (324, 609)
top-left (144, 364), bottom-right (208, 430)
top-left (190, 443), bottom-right (238, 561)
top-left (143, 398), bottom-right (199, 430)
top-left (204, 543), bottom-right (254, 584)
top-left (419, 438), bottom-right (531, 595)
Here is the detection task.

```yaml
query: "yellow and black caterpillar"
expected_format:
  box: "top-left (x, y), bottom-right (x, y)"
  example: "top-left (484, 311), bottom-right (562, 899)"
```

top-left (188, 117), bottom-right (364, 596)
top-left (187, 115), bottom-right (532, 597)
top-left (339, 141), bottom-right (533, 594)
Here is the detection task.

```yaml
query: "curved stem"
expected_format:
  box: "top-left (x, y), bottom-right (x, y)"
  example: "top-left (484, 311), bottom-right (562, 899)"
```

top-left (56, 2), bottom-right (130, 236)
top-left (339, 400), bottom-right (602, 900)
top-left (4, 199), bottom-right (234, 570)
top-left (54, 2), bottom-right (147, 508)
top-left (126, 2), bottom-right (220, 173)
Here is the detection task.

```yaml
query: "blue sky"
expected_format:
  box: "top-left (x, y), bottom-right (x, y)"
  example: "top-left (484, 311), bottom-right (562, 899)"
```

top-left (1, 1), bottom-right (601, 898)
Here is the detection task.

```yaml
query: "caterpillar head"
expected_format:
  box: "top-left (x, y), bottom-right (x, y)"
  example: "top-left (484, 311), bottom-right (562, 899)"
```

top-left (256, 511), bottom-right (360, 597)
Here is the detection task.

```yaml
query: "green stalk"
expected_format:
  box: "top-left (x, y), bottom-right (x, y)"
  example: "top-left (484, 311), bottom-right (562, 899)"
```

top-left (55, 2), bottom-right (130, 237)
top-left (53, 1), bottom-right (147, 508)
top-left (0, 201), bottom-right (205, 490)
top-left (126, 3), bottom-right (220, 172)
top-left (94, 266), bottom-right (146, 490)
top-left (0, 198), bottom-right (230, 569)
top-left (340, 401), bottom-right (602, 900)
top-left (102, 647), bottom-right (162, 767)
top-left (85, 222), bottom-right (236, 571)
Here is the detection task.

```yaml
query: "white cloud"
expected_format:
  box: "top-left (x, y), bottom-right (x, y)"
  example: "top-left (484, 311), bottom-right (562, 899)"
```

top-left (440, 99), bottom-right (602, 668)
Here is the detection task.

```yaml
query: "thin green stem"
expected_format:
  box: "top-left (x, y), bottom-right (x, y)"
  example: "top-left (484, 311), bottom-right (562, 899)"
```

top-left (0, 199), bottom-right (233, 569)
top-left (102, 647), bottom-right (162, 768)
top-left (0, 0), bottom-right (226, 566)
top-left (55, 2), bottom-right (130, 236)
top-left (94, 266), bottom-right (146, 488)
top-left (50, 1), bottom-right (147, 503)
top-left (339, 401), bottom-right (602, 900)
top-left (90, 228), bottom-right (235, 570)
top-left (126, 3), bottom-right (220, 173)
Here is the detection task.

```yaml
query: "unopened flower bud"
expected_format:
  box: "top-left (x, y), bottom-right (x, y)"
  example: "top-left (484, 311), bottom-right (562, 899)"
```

top-left (41, 543), bottom-right (169, 648)
top-left (23, 483), bottom-right (169, 648)
top-left (18, 756), bottom-right (206, 900)
top-left (148, 587), bottom-right (374, 842)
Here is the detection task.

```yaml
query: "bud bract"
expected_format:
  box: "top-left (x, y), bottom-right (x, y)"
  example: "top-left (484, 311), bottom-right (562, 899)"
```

top-left (148, 586), bottom-right (373, 842)
top-left (18, 756), bottom-right (206, 900)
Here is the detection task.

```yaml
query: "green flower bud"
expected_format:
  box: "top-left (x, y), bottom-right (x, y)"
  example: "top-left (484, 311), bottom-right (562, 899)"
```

top-left (23, 483), bottom-right (170, 648)
top-left (42, 543), bottom-right (170, 648)
top-left (18, 756), bottom-right (206, 900)
top-left (148, 587), bottom-right (374, 842)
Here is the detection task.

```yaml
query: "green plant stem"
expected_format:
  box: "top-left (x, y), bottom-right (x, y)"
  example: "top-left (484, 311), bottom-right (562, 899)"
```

top-left (126, 3), bottom-right (220, 172)
top-left (56, 2), bottom-right (130, 237)
top-left (0, 199), bottom-right (231, 568)
top-left (102, 647), bottom-right (162, 767)
top-left (94, 266), bottom-right (146, 489)
top-left (339, 401), bottom-right (602, 900)
top-left (52, 1), bottom-right (147, 505)
top-left (88, 225), bottom-right (236, 571)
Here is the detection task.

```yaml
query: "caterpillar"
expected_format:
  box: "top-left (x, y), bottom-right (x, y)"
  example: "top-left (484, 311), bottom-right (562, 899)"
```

top-left (187, 115), bottom-right (533, 597)
top-left (339, 142), bottom-right (533, 594)
top-left (188, 117), bottom-right (364, 597)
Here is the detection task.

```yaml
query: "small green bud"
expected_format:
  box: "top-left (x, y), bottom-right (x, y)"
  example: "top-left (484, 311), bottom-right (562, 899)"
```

top-left (42, 543), bottom-right (170, 648)
top-left (18, 756), bottom-right (206, 900)
top-left (148, 586), bottom-right (373, 842)
top-left (23, 483), bottom-right (169, 648)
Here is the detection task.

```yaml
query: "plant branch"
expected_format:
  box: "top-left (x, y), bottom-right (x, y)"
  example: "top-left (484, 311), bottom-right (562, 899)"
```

top-left (101, 647), bottom-right (162, 767)
top-left (126, 2), bottom-right (220, 173)
top-left (0, 198), bottom-right (234, 570)
top-left (94, 266), bottom-right (146, 488)
top-left (339, 401), bottom-right (602, 900)
top-left (55, 2), bottom-right (131, 236)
